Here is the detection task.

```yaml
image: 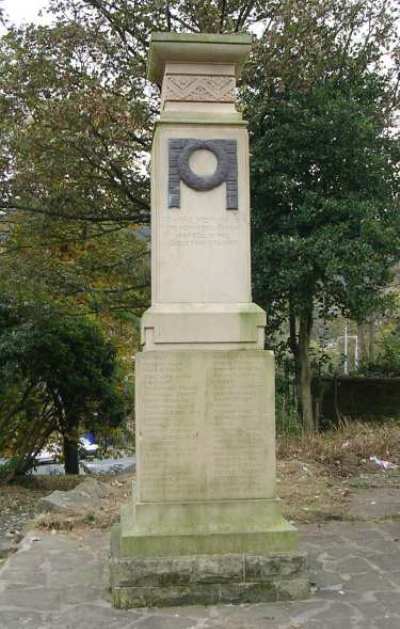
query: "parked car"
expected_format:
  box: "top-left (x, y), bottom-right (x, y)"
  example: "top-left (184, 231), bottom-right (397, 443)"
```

top-left (79, 437), bottom-right (99, 458)
top-left (34, 436), bottom-right (99, 464)
top-left (34, 444), bottom-right (62, 464)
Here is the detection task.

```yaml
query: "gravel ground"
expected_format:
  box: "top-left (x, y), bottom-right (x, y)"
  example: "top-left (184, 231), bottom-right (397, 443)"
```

top-left (0, 484), bottom-right (45, 558)
top-left (0, 477), bottom-right (82, 560)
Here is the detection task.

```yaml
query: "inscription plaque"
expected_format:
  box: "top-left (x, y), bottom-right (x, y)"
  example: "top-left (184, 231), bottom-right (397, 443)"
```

top-left (136, 350), bottom-right (275, 503)
top-left (161, 215), bottom-right (240, 247)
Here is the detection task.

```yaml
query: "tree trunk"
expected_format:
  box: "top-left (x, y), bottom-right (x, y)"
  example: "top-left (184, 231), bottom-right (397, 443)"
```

top-left (63, 432), bottom-right (80, 475)
top-left (298, 307), bottom-right (314, 432)
top-left (368, 319), bottom-right (375, 362)
top-left (289, 303), bottom-right (302, 419)
top-left (357, 322), bottom-right (367, 363)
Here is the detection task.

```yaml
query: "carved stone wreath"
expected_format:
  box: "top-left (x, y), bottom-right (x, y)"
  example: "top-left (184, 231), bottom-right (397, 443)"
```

top-left (168, 138), bottom-right (238, 210)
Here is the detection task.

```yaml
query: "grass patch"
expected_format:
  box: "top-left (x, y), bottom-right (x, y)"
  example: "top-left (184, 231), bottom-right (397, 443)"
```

top-left (276, 421), bottom-right (400, 523)
top-left (277, 420), bottom-right (400, 477)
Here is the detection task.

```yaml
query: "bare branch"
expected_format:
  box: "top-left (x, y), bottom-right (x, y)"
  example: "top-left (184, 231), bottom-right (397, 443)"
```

top-left (219, 0), bottom-right (227, 33)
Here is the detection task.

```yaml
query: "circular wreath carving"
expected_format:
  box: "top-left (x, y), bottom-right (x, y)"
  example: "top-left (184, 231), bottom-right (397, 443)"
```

top-left (177, 140), bottom-right (229, 192)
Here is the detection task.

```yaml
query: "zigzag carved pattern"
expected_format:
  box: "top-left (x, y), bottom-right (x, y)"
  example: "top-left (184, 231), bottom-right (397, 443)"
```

top-left (164, 75), bottom-right (236, 102)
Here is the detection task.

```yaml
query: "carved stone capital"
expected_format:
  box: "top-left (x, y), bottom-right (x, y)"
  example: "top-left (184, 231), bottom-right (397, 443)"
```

top-left (163, 74), bottom-right (236, 103)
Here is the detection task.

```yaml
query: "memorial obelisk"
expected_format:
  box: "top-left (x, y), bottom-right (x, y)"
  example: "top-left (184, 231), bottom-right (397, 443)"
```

top-left (110, 32), bottom-right (309, 608)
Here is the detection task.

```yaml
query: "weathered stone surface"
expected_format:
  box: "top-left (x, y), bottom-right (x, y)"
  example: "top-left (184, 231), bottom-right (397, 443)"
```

top-left (116, 350), bottom-right (297, 562)
top-left (112, 577), bottom-right (311, 609)
top-left (112, 584), bottom-right (220, 609)
top-left (133, 350), bottom-right (276, 506)
top-left (110, 32), bottom-right (301, 609)
top-left (245, 554), bottom-right (307, 580)
top-left (39, 479), bottom-right (111, 512)
top-left (193, 555), bottom-right (244, 584)
top-left (141, 302), bottom-right (266, 350)
top-left (149, 124), bottom-right (253, 310)
top-left (110, 529), bottom-right (309, 609)
top-left (110, 552), bottom-right (243, 587)
top-left (143, 35), bottom-right (264, 353)
top-left (274, 577), bottom-right (311, 601)
top-left (117, 524), bottom-right (298, 558)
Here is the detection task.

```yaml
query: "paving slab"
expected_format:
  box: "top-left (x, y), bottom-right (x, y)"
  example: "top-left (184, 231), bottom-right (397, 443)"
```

top-left (350, 488), bottom-right (400, 520)
top-left (1, 521), bottom-right (400, 628)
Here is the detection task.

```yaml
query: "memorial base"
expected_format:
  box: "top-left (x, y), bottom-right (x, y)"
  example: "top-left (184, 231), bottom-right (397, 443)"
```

top-left (109, 349), bottom-right (310, 608)
top-left (110, 525), bottom-right (310, 609)
top-left (117, 498), bottom-right (298, 556)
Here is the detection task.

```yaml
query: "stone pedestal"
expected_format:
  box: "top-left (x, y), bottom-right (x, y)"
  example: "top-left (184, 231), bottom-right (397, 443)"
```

top-left (110, 32), bottom-right (309, 608)
top-left (110, 536), bottom-right (309, 608)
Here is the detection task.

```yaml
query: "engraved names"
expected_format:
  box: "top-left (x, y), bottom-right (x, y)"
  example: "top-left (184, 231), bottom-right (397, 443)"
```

top-left (161, 215), bottom-right (240, 247)
top-left (139, 353), bottom-right (201, 501)
top-left (137, 351), bottom-right (273, 503)
top-left (207, 355), bottom-right (271, 499)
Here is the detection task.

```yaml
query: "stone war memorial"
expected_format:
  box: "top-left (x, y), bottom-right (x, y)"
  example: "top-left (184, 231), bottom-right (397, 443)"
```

top-left (110, 32), bottom-right (310, 608)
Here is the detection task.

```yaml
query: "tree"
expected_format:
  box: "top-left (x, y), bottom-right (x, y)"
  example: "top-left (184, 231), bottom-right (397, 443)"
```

top-left (0, 0), bottom-right (273, 232)
top-left (0, 0), bottom-right (270, 341)
top-left (1, 0), bottom-right (399, 434)
top-left (0, 302), bottom-right (127, 477)
top-left (0, 12), bottom-right (151, 322)
top-left (244, 2), bottom-right (400, 430)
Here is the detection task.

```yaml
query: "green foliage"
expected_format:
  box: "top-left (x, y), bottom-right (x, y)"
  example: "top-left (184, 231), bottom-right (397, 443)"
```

top-left (246, 72), bottom-right (400, 328)
top-left (309, 342), bottom-right (336, 377)
top-left (0, 0), bottom-right (399, 437)
top-left (275, 373), bottom-right (302, 437)
top-left (0, 457), bottom-right (19, 482)
top-left (0, 300), bottom-right (129, 480)
top-left (0, 4), bottom-right (151, 325)
top-left (358, 325), bottom-right (400, 377)
top-left (242, 3), bottom-right (400, 428)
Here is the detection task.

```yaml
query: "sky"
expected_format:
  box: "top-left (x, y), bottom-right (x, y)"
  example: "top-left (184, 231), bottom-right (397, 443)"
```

top-left (2, 0), bottom-right (49, 25)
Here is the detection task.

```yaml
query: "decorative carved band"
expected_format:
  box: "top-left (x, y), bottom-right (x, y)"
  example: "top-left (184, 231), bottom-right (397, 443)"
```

top-left (163, 74), bottom-right (236, 102)
top-left (168, 138), bottom-right (238, 210)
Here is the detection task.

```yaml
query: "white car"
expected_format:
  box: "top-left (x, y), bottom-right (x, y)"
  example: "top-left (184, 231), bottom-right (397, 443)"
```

top-left (34, 438), bottom-right (98, 464)
top-left (79, 437), bottom-right (99, 457)
top-left (35, 444), bottom-right (61, 464)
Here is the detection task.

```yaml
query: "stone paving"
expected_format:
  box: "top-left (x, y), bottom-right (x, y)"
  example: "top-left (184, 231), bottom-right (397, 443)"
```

top-left (1, 519), bottom-right (400, 628)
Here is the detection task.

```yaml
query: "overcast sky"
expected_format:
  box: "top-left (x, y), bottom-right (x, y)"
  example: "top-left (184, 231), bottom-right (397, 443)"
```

top-left (2, 0), bottom-right (49, 25)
